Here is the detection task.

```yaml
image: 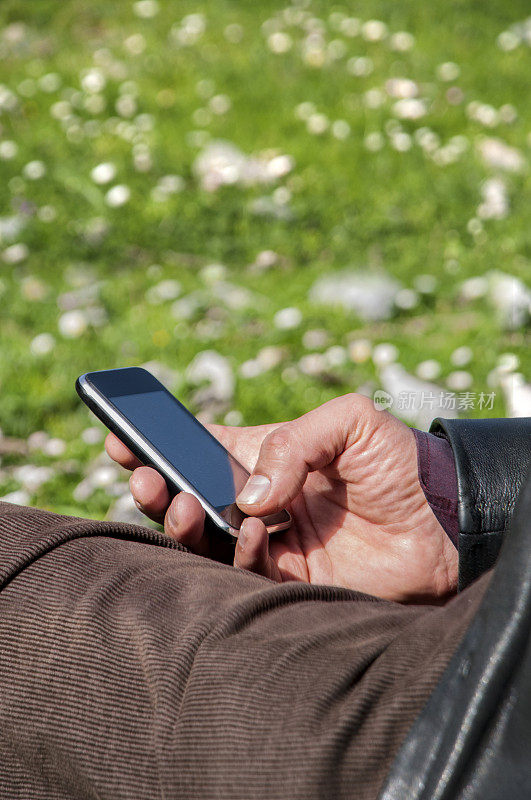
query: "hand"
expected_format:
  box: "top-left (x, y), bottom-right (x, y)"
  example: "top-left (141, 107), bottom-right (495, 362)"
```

top-left (105, 394), bottom-right (458, 602)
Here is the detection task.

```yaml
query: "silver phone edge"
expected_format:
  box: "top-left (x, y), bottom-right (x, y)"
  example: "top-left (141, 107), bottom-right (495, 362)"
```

top-left (78, 374), bottom-right (292, 539)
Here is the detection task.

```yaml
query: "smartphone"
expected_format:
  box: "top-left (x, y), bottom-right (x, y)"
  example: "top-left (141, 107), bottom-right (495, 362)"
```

top-left (76, 367), bottom-right (292, 538)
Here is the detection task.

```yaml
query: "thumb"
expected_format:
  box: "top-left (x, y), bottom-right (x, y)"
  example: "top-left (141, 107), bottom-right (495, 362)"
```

top-left (236, 395), bottom-right (354, 515)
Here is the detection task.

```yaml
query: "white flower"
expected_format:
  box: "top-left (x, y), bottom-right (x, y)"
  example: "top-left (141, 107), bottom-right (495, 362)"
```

top-left (58, 310), bottom-right (88, 338)
top-left (50, 100), bottom-right (72, 119)
top-left (91, 465), bottom-right (118, 486)
top-left (22, 276), bottom-right (47, 301)
top-left (146, 279), bottom-right (182, 304)
top-left (0, 214), bottom-right (24, 243)
top-left (115, 94), bottom-right (137, 118)
top-left (364, 89), bottom-right (385, 108)
top-left (477, 177), bottom-right (509, 220)
top-left (348, 339), bottom-right (372, 363)
top-left (257, 346), bottom-right (284, 370)
top-left (415, 127), bottom-right (440, 152)
top-left (332, 120), bottom-right (350, 139)
top-left (307, 113), bottom-right (329, 135)
top-left (91, 162), bottom-right (116, 185)
top-left (171, 13), bottom-right (206, 46)
top-left (209, 94), bottom-right (231, 115)
top-left (460, 276), bottom-right (488, 300)
top-left (499, 104), bottom-right (517, 123)
top-left (497, 30), bottom-right (520, 51)
top-left (240, 359), bottom-right (263, 379)
top-left (362, 20), bottom-right (388, 41)
top-left (266, 154), bottom-right (294, 178)
top-left (477, 137), bottom-right (525, 172)
top-left (81, 69), bottom-right (106, 94)
top-left (467, 102), bottom-right (499, 127)
top-left (81, 427), bottom-right (104, 445)
top-left (274, 307), bottom-right (303, 329)
top-left (416, 360), bottom-right (441, 380)
top-left (224, 24), bottom-right (243, 43)
top-left (395, 288), bottom-right (419, 309)
top-left (390, 131), bottom-right (412, 151)
top-left (268, 32), bottom-right (292, 53)
top-left (105, 185), bottom-right (130, 207)
top-left (133, 145), bottom-right (152, 172)
top-left (302, 36), bottom-right (326, 68)
top-left (497, 353), bottom-right (519, 373)
top-left (447, 371), bottom-right (473, 391)
top-left (487, 272), bottom-right (531, 330)
top-left (364, 132), bottom-right (384, 151)
top-left (339, 17), bottom-right (361, 37)
top-left (224, 409), bottom-right (243, 426)
top-left (0, 490), bottom-right (30, 506)
top-left (124, 34), bottom-right (146, 55)
top-left (436, 62), bottom-right (460, 81)
top-left (347, 56), bottom-right (373, 76)
top-left (133, 0), bottom-right (159, 18)
top-left (151, 174), bottom-right (185, 201)
top-left (0, 84), bottom-right (18, 112)
top-left (0, 140), bottom-right (18, 159)
top-left (272, 186), bottom-right (291, 205)
top-left (38, 72), bottom-right (61, 92)
top-left (386, 78), bottom-right (418, 98)
top-left (193, 141), bottom-right (293, 191)
top-left (22, 161), bottom-right (46, 181)
top-left (393, 98), bottom-right (426, 120)
top-left (299, 353), bottom-right (326, 376)
top-left (2, 243), bottom-right (28, 263)
top-left (325, 346), bottom-right (347, 367)
top-left (13, 465), bottom-right (54, 492)
top-left (186, 350), bottom-right (234, 402)
top-left (250, 250), bottom-right (279, 272)
top-left (451, 346), bottom-right (473, 367)
top-left (500, 373), bottom-right (531, 418)
top-left (201, 263), bottom-right (227, 283)
top-left (414, 274), bottom-right (438, 294)
top-left (373, 343), bottom-right (399, 366)
top-left (43, 438), bottom-right (66, 457)
top-left (303, 329), bottom-right (330, 350)
top-left (310, 270), bottom-right (401, 321)
top-left (390, 32), bottom-right (415, 51)
top-left (196, 79), bottom-right (215, 98)
top-left (295, 101), bottom-right (316, 120)
top-left (30, 333), bottom-right (55, 356)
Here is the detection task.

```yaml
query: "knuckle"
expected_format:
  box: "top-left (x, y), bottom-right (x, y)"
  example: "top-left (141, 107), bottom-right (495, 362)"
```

top-left (263, 426), bottom-right (294, 461)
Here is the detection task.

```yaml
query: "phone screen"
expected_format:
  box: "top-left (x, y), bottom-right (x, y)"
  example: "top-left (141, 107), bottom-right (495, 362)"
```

top-left (81, 368), bottom-right (291, 533)
top-left (110, 388), bottom-right (247, 511)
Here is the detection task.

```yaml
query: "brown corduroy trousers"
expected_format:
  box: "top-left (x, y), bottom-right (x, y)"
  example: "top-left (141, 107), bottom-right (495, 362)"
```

top-left (0, 501), bottom-right (489, 799)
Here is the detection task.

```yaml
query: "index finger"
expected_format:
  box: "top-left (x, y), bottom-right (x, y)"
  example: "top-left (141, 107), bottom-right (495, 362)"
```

top-left (105, 432), bottom-right (142, 470)
top-left (105, 421), bottom-right (281, 473)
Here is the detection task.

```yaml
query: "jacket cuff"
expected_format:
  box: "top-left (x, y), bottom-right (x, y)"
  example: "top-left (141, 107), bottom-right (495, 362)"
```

top-left (412, 429), bottom-right (459, 547)
top-left (429, 417), bottom-right (531, 590)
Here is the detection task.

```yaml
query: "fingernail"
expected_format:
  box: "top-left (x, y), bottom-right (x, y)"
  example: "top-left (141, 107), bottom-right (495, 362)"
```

top-left (237, 475), bottom-right (271, 505)
top-left (134, 499), bottom-right (145, 512)
top-left (238, 520), bottom-right (248, 550)
top-left (168, 501), bottom-right (179, 528)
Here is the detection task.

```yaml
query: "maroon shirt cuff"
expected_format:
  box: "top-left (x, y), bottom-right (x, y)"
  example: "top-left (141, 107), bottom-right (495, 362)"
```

top-left (412, 428), bottom-right (459, 548)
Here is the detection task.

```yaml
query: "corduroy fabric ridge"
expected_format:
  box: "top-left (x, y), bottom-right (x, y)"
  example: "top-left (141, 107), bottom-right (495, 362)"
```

top-left (0, 501), bottom-right (489, 799)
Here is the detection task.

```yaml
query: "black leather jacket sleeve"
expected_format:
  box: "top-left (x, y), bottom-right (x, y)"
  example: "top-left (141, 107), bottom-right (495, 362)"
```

top-left (429, 417), bottom-right (531, 590)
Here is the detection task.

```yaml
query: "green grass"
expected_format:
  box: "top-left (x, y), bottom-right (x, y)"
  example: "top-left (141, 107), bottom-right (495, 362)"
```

top-left (0, 0), bottom-right (529, 518)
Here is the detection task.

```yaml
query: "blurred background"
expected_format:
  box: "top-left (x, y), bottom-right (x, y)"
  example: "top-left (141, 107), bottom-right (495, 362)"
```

top-left (0, 0), bottom-right (529, 522)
